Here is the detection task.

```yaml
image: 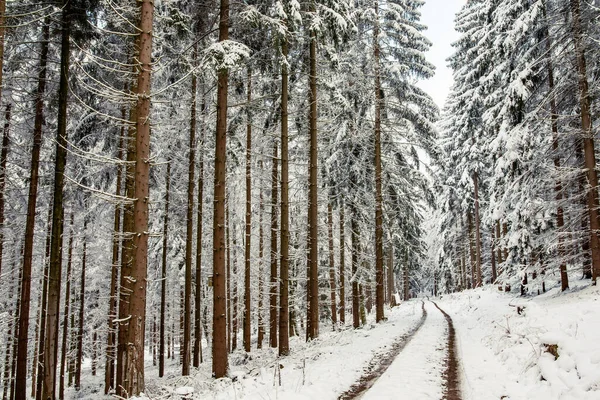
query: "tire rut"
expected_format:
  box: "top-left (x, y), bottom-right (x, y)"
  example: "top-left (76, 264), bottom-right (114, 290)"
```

top-left (337, 301), bottom-right (428, 400)
top-left (431, 301), bottom-right (462, 400)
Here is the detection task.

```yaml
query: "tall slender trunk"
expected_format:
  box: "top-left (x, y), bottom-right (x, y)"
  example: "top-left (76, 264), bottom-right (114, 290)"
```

top-left (0, 104), bottom-right (11, 284)
top-left (226, 200), bottom-right (231, 353)
top-left (279, 39), bottom-right (290, 356)
top-left (269, 141), bottom-right (278, 348)
top-left (34, 210), bottom-right (52, 400)
top-left (351, 208), bottom-right (360, 329)
top-left (502, 223), bottom-right (508, 262)
top-left (339, 204), bottom-right (346, 324)
top-left (75, 217), bottom-right (88, 390)
top-left (159, 164), bottom-right (170, 377)
top-left (373, 0), bottom-right (385, 323)
top-left (243, 68), bottom-right (252, 353)
top-left (194, 89), bottom-right (206, 367)
top-left (387, 246), bottom-right (394, 306)
top-left (307, 23), bottom-right (319, 341)
top-left (327, 202), bottom-right (337, 328)
top-left (467, 213), bottom-right (476, 288)
top-left (105, 111), bottom-right (125, 393)
top-left (42, 4), bottom-right (72, 397)
top-left (183, 47), bottom-right (197, 376)
top-left (257, 160), bottom-right (265, 349)
top-left (232, 225), bottom-right (238, 352)
top-left (212, 0), bottom-right (230, 378)
top-left (570, 0), bottom-right (599, 284)
top-left (490, 228), bottom-right (497, 283)
top-left (59, 213), bottom-right (74, 400)
top-left (403, 253), bottom-right (409, 300)
top-left (495, 221), bottom-right (503, 275)
top-left (10, 258), bottom-right (22, 400)
top-left (473, 172), bottom-right (483, 288)
top-left (15, 21), bottom-right (49, 397)
top-left (2, 266), bottom-right (16, 400)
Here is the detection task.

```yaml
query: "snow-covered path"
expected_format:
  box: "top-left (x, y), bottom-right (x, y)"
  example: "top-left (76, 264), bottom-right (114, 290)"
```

top-left (361, 301), bottom-right (448, 400)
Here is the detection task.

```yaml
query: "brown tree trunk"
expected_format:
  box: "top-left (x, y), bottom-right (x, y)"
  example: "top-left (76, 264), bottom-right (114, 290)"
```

top-left (226, 201), bottom-right (231, 353)
top-left (10, 260), bottom-right (22, 400)
top-left (194, 88), bottom-right (206, 367)
top-left (105, 110), bottom-right (125, 393)
top-left (473, 173), bottom-right (483, 288)
top-left (232, 226), bottom-right (239, 352)
top-left (15, 20), bottom-right (49, 397)
top-left (373, 0), bottom-right (385, 323)
top-left (570, 0), bottom-right (599, 285)
top-left (467, 213), bottom-right (476, 289)
top-left (387, 246), bottom-right (394, 306)
top-left (351, 208), bottom-right (360, 329)
top-left (328, 202), bottom-right (337, 328)
top-left (0, 104), bottom-right (10, 285)
top-left (75, 217), bottom-right (88, 390)
top-left (159, 164), bottom-right (170, 377)
top-left (307, 24), bottom-right (319, 341)
top-left (42, 3), bottom-right (72, 397)
top-left (59, 213), bottom-right (74, 400)
top-left (183, 46), bottom-right (197, 376)
top-left (212, 0), bottom-right (230, 378)
top-left (120, 0), bottom-right (154, 392)
top-left (2, 266), bottom-right (16, 400)
top-left (257, 160), bottom-right (265, 349)
top-left (339, 204), bottom-right (346, 324)
top-left (403, 257), bottom-right (409, 300)
top-left (495, 221), bottom-right (503, 276)
top-left (490, 228), bottom-right (497, 283)
top-left (279, 38), bottom-right (290, 356)
top-left (269, 141), bottom-right (278, 348)
top-left (243, 68), bottom-right (252, 353)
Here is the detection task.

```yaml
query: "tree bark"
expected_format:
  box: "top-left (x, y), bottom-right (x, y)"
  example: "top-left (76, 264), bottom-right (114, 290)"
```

top-left (327, 202), bottom-right (337, 328)
top-left (257, 160), bottom-right (265, 349)
top-left (15, 20), bottom-right (49, 397)
top-left (467, 213), bottom-right (476, 289)
top-left (351, 208), bottom-right (360, 329)
top-left (183, 46), bottom-right (197, 376)
top-left (212, 0), bottom-right (230, 378)
top-left (59, 214), bottom-right (74, 400)
top-left (243, 68), bottom-right (252, 353)
top-left (279, 37), bottom-right (290, 355)
top-left (473, 173), bottom-right (483, 288)
top-left (269, 141), bottom-right (278, 348)
top-left (232, 225), bottom-right (239, 352)
top-left (570, 0), bottom-right (599, 285)
top-left (339, 204), bottom-right (346, 324)
top-left (75, 217), bottom-right (88, 390)
top-left (490, 228), bottom-right (497, 283)
top-left (373, 0), bottom-right (385, 323)
top-left (194, 87), bottom-right (206, 367)
top-left (387, 246), bottom-right (394, 306)
top-left (307, 23), bottom-right (319, 341)
top-left (159, 164), bottom-right (170, 378)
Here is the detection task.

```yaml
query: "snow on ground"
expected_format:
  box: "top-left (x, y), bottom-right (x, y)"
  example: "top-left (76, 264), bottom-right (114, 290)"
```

top-left (362, 301), bottom-right (445, 400)
top-left (437, 278), bottom-right (600, 400)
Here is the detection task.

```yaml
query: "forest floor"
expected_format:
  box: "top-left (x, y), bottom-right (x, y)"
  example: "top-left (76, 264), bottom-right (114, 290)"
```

top-left (70, 277), bottom-right (600, 400)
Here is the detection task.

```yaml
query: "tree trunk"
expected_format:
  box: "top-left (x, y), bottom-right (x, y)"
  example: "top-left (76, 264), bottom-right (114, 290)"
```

top-left (75, 217), bottom-right (88, 390)
top-left (232, 226), bottom-right (239, 352)
top-left (10, 260), bottom-right (22, 400)
top-left (42, 3), bottom-right (72, 397)
top-left (373, 0), bottom-right (385, 323)
top-left (473, 172), bottom-right (483, 288)
top-left (59, 214), bottom-right (74, 400)
top-left (194, 87), bottom-right (206, 367)
top-left (570, 0), bottom-right (599, 285)
top-left (339, 204), bottom-right (346, 324)
top-left (327, 202), bottom-right (337, 328)
top-left (121, 0), bottom-right (154, 392)
top-left (0, 104), bottom-right (11, 285)
top-left (467, 213), bottom-right (476, 289)
top-left (269, 141), bottom-right (278, 348)
top-left (226, 200), bottom-right (231, 353)
top-left (15, 20), bottom-right (49, 397)
top-left (212, 0), bottom-right (229, 378)
top-left (495, 221), bottom-right (503, 276)
top-left (2, 259), bottom-right (17, 400)
top-left (387, 246), bottom-right (394, 306)
top-left (279, 38), bottom-right (290, 356)
top-left (351, 208), bottom-right (360, 329)
top-left (105, 109), bottom-right (125, 392)
top-left (159, 164), bottom-right (170, 378)
top-left (490, 228), bottom-right (497, 283)
top-left (307, 24), bottom-right (319, 341)
top-left (403, 257), bottom-right (409, 300)
top-left (257, 160), bottom-right (265, 349)
top-left (243, 68), bottom-right (252, 353)
top-left (183, 46), bottom-right (197, 376)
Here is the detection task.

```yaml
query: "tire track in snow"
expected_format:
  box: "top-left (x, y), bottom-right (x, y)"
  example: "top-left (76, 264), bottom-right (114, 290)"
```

top-left (338, 301), bottom-right (428, 400)
top-left (432, 301), bottom-right (462, 400)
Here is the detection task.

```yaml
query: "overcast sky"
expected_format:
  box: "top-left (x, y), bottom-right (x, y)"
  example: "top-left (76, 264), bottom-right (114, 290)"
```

top-left (417, 0), bottom-right (466, 109)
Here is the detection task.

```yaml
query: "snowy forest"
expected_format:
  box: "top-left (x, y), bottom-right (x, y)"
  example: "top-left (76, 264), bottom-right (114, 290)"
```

top-left (1, 0), bottom-right (599, 399)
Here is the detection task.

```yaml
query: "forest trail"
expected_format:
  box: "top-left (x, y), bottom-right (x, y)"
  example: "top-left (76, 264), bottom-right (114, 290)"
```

top-left (339, 300), bottom-right (461, 400)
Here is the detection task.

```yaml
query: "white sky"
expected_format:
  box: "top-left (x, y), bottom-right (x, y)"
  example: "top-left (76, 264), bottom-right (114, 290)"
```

top-left (417, 0), bottom-right (466, 109)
